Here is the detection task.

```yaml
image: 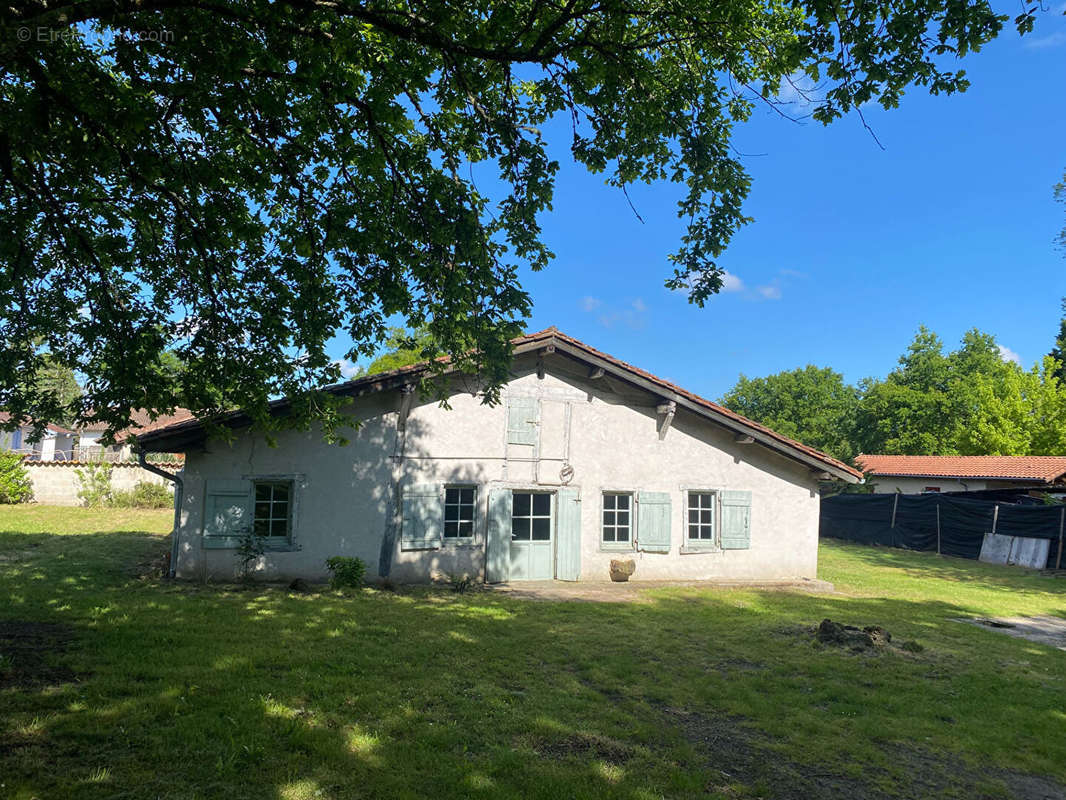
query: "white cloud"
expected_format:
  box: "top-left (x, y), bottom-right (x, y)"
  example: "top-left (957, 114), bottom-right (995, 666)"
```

top-left (333, 358), bottom-right (362, 379)
top-left (631, 297), bottom-right (647, 312)
top-left (778, 268), bottom-right (808, 279)
top-left (721, 272), bottom-right (745, 292)
top-left (997, 345), bottom-right (1022, 365)
top-left (580, 296), bottom-right (602, 312)
top-left (1024, 31), bottom-right (1066, 49)
top-left (756, 284), bottom-right (782, 300)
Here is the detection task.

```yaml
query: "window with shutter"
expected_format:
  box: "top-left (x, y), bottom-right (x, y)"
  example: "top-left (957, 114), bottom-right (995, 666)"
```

top-left (506, 397), bottom-right (539, 445)
top-left (637, 491), bottom-right (671, 553)
top-left (203, 479), bottom-right (252, 547)
top-left (720, 490), bottom-right (752, 550)
top-left (400, 484), bottom-right (443, 550)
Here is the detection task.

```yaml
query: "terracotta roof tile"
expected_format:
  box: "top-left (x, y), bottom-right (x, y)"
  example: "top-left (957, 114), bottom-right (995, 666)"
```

top-left (856, 455), bottom-right (1066, 483)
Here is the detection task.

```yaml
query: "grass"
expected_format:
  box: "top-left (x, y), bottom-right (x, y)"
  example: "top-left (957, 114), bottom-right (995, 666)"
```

top-left (1, 506), bottom-right (1065, 800)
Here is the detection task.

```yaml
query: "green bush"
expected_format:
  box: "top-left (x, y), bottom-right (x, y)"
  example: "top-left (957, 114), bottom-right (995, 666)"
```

top-left (325, 556), bottom-right (366, 589)
top-left (0, 452), bottom-right (33, 504)
top-left (110, 481), bottom-right (173, 509)
top-left (75, 462), bottom-right (113, 507)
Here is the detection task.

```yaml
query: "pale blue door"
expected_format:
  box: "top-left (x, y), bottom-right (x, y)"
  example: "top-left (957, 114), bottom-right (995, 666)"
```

top-left (510, 491), bottom-right (554, 580)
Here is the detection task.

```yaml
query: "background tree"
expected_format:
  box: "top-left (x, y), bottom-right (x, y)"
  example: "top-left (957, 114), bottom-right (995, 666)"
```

top-left (1048, 297), bottom-right (1066, 384)
top-left (363, 326), bottom-right (437, 376)
top-left (0, 0), bottom-right (1031, 437)
top-left (719, 366), bottom-right (859, 462)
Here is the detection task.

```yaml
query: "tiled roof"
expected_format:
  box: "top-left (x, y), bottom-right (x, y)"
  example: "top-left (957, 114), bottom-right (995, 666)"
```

top-left (138, 327), bottom-right (862, 481)
top-left (0, 411), bottom-right (72, 435)
top-left (856, 454), bottom-right (1066, 483)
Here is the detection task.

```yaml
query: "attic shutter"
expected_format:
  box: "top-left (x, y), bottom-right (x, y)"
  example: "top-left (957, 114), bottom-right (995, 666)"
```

top-left (720, 491), bottom-right (752, 550)
top-left (506, 397), bottom-right (538, 445)
top-left (203, 479), bottom-right (251, 540)
top-left (401, 484), bottom-right (442, 550)
top-left (485, 488), bottom-right (511, 583)
top-left (637, 491), bottom-right (672, 553)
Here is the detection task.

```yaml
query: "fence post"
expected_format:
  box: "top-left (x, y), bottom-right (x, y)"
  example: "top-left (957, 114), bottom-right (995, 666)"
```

top-left (890, 493), bottom-right (898, 529)
top-left (1057, 507), bottom-right (1064, 571)
top-left (936, 503), bottom-right (941, 555)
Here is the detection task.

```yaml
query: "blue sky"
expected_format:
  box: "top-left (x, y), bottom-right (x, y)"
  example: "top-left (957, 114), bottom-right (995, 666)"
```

top-left (339, 6), bottom-right (1066, 401)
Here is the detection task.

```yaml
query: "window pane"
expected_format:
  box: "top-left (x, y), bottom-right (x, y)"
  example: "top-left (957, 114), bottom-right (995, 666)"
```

top-left (688, 524), bottom-right (700, 540)
top-left (532, 494), bottom-right (551, 516)
top-left (617, 511), bottom-right (629, 526)
top-left (457, 520), bottom-right (473, 537)
top-left (603, 527), bottom-right (615, 542)
top-left (254, 501), bottom-right (271, 519)
top-left (272, 484), bottom-right (290, 503)
top-left (513, 492), bottom-right (531, 517)
top-left (460, 488), bottom-right (474, 504)
top-left (444, 505), bottom-right (459, 521)
top-left (616, 529), bottom-right (629, 542)
top-left (254, 519), bottom-right (270, 536)
top-left (511, 518), bottom-right (530, 541)
top-left (701, 510), bottom-right (712, 524)
top-left (532, 518), bottom-right (551, 540)
top-left (445, 488), bottom-right (459, 504)
top-left (255, 484), bottom-right (272, 502)
top-left (270, 518), bottom-right (288, 538)
top-left (459, 504), bottom-right (474, 521)
top-left (616, 495), bottom-right (630, 511)
top-left (444, 521), bottom-right (458, 538)
top-left (689, 509), bottom-right (699, 523)
top-left (603, 494), bottom-right (617, 511)
top-left (603, 510), bottom-right (615, 526)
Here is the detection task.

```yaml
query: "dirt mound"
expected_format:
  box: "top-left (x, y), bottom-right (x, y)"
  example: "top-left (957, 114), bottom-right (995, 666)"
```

top-left (816, 618), bottom-right (924, 653)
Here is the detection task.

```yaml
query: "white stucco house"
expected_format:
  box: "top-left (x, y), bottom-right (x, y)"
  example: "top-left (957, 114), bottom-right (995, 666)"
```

top-left (0, 412), bottom-right (76, 461)
top-left (138, 328), bottom-right (861, 583)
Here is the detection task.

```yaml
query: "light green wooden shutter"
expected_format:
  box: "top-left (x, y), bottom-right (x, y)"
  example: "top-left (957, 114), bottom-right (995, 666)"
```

top-left (485, 488), bottom-right (511, 583)
top-left (401, 484), bottom-right (442, 550)
top-left (721, 490), bottom-right (752, 550)
top-left (556, 488), bottom-right (581, 581)
top-left (506, 397), bottom-right (538, 445)
top-left (637, 491), bottom-right (672, 553)
top-left (203, 479), bottom-right (251, 540)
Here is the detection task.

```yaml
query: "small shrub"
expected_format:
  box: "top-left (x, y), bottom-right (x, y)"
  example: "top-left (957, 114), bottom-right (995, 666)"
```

top-left (235, 530), bottom-right (266, 581)
top-left (75, 462), bottom-right (113, 507)
top-left (110, 481), bottom-right (173, 509)
top-left (448, 572), bottom-right (472, 594)
top-left (0, 452), bottom-right (33, 504)
top-left (325, 556), bottom-right (366, 589)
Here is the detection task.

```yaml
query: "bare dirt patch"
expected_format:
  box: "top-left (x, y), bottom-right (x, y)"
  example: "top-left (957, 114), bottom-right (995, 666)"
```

top-left (0, 620), bottom-right (80, 689)
top-left (962, 616), bottom-right (1066, 651)
top-left (531, 732), bottom-right (632, 765)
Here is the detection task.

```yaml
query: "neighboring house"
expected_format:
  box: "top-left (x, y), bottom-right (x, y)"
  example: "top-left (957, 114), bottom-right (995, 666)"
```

top-left (0, 412), bottom-right (76, 461)
top-left (74, 410), bottom-right (195, 461)
top-left (856, 455), bottom-right (1066, 494)
top-left (139, 328), bottom-right (861, 583)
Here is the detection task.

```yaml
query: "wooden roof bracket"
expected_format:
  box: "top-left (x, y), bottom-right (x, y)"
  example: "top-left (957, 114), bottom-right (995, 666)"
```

top-left (656, 400), bottom-right (676, 441)
top-left (537, 345), bottom-right (555, 379)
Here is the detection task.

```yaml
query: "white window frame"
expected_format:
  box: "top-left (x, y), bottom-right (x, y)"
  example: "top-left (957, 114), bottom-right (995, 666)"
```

top-left (600, 491), bottom-right (635, 551)
top-left (684, 489), bottom-right (718, 551)
top-left (242, 473), bottom-right (304, 551)
top-left (443, 484), bottom-right (478, 543)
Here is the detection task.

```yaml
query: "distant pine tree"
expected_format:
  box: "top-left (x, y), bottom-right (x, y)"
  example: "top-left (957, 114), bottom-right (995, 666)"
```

top-left (1050, 298), bottom-right (1066, 384)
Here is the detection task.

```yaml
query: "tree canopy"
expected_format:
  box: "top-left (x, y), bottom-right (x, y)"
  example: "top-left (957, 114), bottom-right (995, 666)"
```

top-left (0, 0), bottom-right (1030, 438)
top-left (719, 366), bottom-right (859, 462)
top-left (721, 321), bottom-right (1066, 461)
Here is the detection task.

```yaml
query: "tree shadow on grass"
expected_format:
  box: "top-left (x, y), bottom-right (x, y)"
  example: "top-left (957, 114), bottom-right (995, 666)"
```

top-left (3, 533), bottom-right (1066, 800)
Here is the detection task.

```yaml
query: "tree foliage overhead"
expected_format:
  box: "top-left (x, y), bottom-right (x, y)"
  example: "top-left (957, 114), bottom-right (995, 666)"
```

top-left (0, 0), bottom-right (1025, 437)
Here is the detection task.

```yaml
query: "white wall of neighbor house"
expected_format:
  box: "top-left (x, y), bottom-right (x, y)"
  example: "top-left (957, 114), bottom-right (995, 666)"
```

top-left (25, 462), bottom-right (175, 505)
top-left (869, 477), bottom-right (989, 494)
top-left (174, 354), bottom-right (823, 583)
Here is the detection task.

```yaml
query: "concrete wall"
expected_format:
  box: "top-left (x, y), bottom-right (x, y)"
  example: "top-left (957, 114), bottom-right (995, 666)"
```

top-left (869, 476), bottom-right (988, 494)
top-left (174, 354), bottom-right (822, 583)
top-left (25, 462), bottom-right (177, 506)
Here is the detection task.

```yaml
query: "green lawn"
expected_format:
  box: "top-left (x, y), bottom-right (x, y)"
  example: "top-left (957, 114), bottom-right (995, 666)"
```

top-left (2, 506), bottom-right (1065, 800)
